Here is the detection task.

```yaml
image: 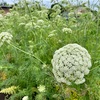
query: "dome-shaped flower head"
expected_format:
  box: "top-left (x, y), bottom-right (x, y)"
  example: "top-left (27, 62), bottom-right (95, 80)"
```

top-left (0, 32), bottom-right (13, 47)
top-left (51, 43), bottom-right (92, 85)
top-left (37, 85), bottom-right (46, 92)
top-left (22, 96), bottom-right (29, 100)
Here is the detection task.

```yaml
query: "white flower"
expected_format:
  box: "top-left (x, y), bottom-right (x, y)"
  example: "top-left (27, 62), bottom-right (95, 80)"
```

top-left (48, 34), bottom-right (56, 38)
top-left (68, 12), bottom-right (75, 17)
top-left (77, 12), bottom-right (82, 15)
top-left (37, 10), bottom-right (48, 18)
top-left (5, 12), bottom-right (12, 17)
top-left (0, 32), bottom-right (13, 47)
top-left (56, 15), bottom-right (61, 19)
top-left (49, 30), bottom-right (57, 34)
top-left (0, 14), bottom-right (3, 21)
top-left (37, 20), bottom-right (44, 25)
top-left (37, 85), bottom-right (45, 92)
top-left (75, 78), bottom-right (85, 85)
top-left (51, 43), bottom-right (92, 85)
top-left (62, 28), bottom-right (72, 33)
top-left (25, 22), bottom-right (33, 29)
top-left (84, 68), bottom-right (90, 75)
top-left (22, 96), bottom-right (29, 100)
top-left (0, 14), bottom-right (3, 17)
top-left (19, 23), bottom-right (25, 26)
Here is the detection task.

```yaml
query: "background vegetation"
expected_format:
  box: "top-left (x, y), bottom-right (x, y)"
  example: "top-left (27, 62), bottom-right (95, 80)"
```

top-left (0, 0), bottom-right (100, 100)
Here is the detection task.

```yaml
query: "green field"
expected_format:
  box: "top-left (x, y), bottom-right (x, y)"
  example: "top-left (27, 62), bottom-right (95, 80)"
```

top-left (0, 0), bottom-right (100, 100)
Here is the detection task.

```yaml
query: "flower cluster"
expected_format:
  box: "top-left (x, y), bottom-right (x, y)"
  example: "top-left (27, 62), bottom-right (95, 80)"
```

top-left (25, 22), bottom-right (33, 29)
top-left (51, 44), bottom-right (92, 85)
top-left (37, 85), bottom-right (45, 92)
top-left (62, 27), bottom-right (72, 34)
top-left (0, 14), bottom-right (3, 18)
top-left (0, 14), bottom-right (3, 21)
top-left (22, 96), bottom-right (29, 100)
top-left (37, 19), bottom-right (44, 26)
top-left (48, 30), bottom-right (57, 38)
top-left (0, 32), bottom-right (13, 47)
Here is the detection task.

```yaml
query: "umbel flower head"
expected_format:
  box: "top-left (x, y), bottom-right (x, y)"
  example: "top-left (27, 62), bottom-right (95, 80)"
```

top-left (0, 32), bottom-right (13, 47)
top-left (22, 96), bottom-right (29, 100)
top-left (62, 27), bottom-right (72, 34)
top-left (51, 44), bottom-right (92, 85)
top-left (37, 85), bottom-right (45, 92)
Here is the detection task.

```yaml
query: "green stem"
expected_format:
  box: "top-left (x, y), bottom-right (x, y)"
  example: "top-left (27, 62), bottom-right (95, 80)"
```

top-left (90, 65), bottom-right (100, 72)
top-left (9, 43), bottom-right (44, 64)
top-left (60, 84), bottom-right (66, 99)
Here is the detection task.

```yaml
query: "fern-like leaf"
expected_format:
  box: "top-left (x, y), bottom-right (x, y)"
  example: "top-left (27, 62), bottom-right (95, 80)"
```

top-left (0, 86), bottom-right (19, 95)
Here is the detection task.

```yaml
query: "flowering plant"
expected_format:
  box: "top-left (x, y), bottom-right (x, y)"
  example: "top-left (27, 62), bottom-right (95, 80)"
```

top-left (0, 32), bottom-right (13, 47)
top-left (52, 43), bottom-right (92, 85)
top-left (22, 96), bottom-right (29, 100)
top-left (37, 85), bottom-right (46, 92)
top-left (62, 27), bottom-right (72, 33)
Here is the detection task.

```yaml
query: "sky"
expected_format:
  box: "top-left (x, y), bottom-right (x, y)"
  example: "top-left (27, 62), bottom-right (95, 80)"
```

top-left (0, 0), bottom-right (99, 9)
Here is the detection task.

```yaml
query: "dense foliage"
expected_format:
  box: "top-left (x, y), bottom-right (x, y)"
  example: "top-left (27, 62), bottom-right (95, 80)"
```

top-left (0, 0), bottom-right (100, 100)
